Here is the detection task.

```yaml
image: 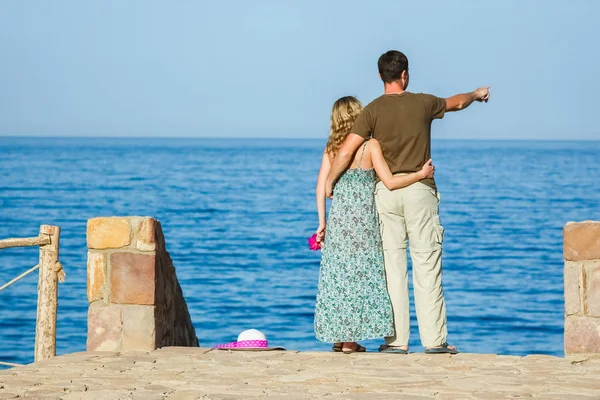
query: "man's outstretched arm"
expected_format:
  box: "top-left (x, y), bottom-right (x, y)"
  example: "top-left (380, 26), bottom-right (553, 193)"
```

top-left (325, 133), bottom-right (365, 198)
top-left (445, 86), bottom-right (490, 112)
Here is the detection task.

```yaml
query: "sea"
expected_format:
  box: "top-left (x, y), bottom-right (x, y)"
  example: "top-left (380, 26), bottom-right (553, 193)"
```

top-left (0, 137), bottom-right (599, 367)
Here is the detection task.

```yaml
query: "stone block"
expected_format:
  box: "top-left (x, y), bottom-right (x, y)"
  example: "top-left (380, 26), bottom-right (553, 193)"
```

top-left (564, 261), bottom-right (582, 316)
top-left (584, 261), bottom-right (600, 317)
top-left (564, 315), bottom-right (600, 354)
top-left (564, 221), bottom-right (600, 261)
top-left (86, 215), bottom-right (197, 353)
top-left (87, 217), bottom-right (132, 250)
top-left (136, 218), bottom-right (156, 252)
top-left (110, 252), bottom-right (156, 305)
top-left (87, 251), bottom-right (107, 303)
top-left (122, 305), bottom-right (156, 351)
top-left (87, 303), bottom-right (122, 351)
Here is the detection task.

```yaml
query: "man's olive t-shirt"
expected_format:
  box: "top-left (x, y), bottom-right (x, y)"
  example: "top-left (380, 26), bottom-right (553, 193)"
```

top-left (352, 92), bottom-right (445, 188)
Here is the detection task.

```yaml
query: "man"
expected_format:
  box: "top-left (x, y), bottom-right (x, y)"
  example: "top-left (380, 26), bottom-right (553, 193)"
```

top-left (325, 50), bottom-right (490, 354)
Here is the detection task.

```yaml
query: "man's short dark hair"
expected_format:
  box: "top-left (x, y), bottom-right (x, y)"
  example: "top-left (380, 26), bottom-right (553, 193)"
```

top-left (378, 50), bottom-right (409, 83)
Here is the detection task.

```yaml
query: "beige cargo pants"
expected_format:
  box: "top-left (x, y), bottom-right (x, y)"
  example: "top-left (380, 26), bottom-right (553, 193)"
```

top-left (374, 180), bottom-right (448, 348)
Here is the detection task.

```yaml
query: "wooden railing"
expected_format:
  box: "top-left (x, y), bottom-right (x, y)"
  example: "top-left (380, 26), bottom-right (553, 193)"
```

top-left (0, 225), bottom-right (65, 367)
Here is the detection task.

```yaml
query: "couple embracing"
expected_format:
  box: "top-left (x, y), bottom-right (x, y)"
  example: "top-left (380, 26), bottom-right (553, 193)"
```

top-left (313, 50), bottom-right (490, 354)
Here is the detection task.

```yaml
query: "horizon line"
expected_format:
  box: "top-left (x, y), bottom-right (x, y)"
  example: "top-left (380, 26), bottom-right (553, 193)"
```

top-left (1, 135), bottom-right (599, 142)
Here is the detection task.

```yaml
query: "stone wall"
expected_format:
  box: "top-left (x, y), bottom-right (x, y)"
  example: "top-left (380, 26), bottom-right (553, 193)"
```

top-left (86, 217), bottom-right (198, 351)
top-left (564, 220), bottom-right (600, 355)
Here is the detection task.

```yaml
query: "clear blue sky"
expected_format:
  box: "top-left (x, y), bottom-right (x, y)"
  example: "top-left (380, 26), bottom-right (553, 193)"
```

top-left (0, 1), bottom-right (598, 140)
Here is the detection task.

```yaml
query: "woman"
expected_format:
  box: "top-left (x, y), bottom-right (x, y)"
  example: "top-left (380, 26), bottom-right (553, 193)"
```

top-left (313, 96), bottom-right (434, 353)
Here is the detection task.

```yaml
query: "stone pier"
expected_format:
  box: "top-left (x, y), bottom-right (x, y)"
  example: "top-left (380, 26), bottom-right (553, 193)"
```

top-left (1, 349), bottom-right (599, 399)
top-left (86, 217), bottom-right (198, 352)
top-left (564, 220), bottom-right (600, 355)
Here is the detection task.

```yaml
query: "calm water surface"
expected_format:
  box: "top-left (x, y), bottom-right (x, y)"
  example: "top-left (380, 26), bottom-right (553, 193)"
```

top-left (1, 137), bottom-right (599, 367)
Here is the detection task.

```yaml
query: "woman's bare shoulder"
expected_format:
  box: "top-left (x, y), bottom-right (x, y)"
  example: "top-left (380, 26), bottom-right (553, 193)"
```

top-left (323, 148), bottom-right (335, 163)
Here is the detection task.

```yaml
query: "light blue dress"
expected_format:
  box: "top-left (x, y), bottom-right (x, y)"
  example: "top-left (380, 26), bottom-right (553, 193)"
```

top-left (314, 147), bottom-right (394, 342)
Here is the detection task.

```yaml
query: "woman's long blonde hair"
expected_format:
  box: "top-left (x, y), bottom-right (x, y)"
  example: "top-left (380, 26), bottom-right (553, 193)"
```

top-left (326, 96), bottom-right (363, 157)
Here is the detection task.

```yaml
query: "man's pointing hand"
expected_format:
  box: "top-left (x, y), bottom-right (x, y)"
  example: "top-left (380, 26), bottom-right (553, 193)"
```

top-left (474, 86), bottom-right (491, 103)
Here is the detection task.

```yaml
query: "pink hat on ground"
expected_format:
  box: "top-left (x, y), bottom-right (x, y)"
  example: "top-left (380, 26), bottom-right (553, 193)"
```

top-left (214, 329), bottom-right (285, 351)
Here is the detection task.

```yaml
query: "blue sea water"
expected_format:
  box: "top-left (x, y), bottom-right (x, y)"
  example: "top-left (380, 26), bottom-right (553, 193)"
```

top-left (0, 137), bottom-right (599, 367)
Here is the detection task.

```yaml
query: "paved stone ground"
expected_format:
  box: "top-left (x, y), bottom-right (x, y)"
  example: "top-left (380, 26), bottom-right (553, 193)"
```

top-left (1, 348), bottom-right (599, 399)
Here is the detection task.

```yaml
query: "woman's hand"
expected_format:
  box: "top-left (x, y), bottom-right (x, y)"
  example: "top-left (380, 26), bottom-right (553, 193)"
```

top-left (316, 223), bottom-right (326, 243)
top-left (419, 159), bottom-right (435, 179)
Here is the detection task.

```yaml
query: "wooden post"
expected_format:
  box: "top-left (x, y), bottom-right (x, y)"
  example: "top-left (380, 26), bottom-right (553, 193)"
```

top-left (34, 225), bottom-right (60, 361)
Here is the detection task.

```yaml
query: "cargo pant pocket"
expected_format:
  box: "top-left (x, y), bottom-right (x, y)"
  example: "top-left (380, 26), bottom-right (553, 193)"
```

top-left (433, 214), bottom-right (444, 245)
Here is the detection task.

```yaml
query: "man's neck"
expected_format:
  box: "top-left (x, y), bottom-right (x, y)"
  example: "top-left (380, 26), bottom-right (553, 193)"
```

top-left (383, 82), bottom-right (406, 95)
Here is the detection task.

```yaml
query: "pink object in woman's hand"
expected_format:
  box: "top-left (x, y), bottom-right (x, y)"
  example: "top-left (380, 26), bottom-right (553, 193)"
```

top-left (308, 234), bottom-right (322, 251)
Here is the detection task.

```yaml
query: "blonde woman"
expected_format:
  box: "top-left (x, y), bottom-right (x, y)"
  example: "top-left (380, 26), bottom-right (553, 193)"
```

top-left (313, 96), bottom-right (434, 353)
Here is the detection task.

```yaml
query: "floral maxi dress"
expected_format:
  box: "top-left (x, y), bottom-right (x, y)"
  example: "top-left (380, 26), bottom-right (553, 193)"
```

top-left (314, 164), bottom-right (394, 343)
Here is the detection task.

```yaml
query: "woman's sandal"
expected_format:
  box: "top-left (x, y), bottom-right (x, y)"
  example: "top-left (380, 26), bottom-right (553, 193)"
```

top-left (425, 342), bottom-right (458, 354)
top-left (342, 343), bottom-right (366, 354)
top-left (378, 345), bottom-right (408, 354)
top-left (332, 343), bottom-right (343, 352)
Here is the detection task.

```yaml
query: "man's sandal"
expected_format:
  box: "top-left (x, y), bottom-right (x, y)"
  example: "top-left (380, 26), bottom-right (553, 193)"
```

top-left (378, 345), bottom-right (408, 354)
top-left (425, 343), bottom-right (458, 354)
